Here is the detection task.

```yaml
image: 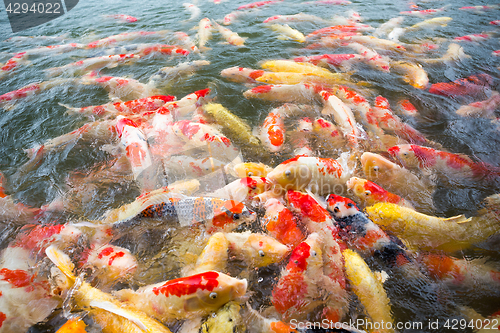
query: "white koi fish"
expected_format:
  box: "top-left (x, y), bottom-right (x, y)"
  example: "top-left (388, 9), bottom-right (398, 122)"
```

top-left (197, 18), bottom-right (214, 51)
top-left (212, 21), bottom-right (246, 46)
top-left (268, 24), bottom-right (306, 42)
top-left (183, 3), bottom-right (201, 21)
top-left (44, 54), bottom-right (140, 77)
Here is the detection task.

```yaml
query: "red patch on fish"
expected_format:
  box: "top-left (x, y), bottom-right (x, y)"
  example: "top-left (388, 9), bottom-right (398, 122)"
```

top-left (116, 117), bottom-right (138, 137)
top-left (97, 246), bottom-right (115, 259)
top-left (194, 88), bottom-right (210, 99)
top-left (14, 224), bottom-right (65, 251)
top-left (108, 251), bottom-right (125, 265)
top-left (251, 85), bottom-right (273, 93)
top-left (266, 208), bottom-right (305, 248)
top-left (0, 312), bottom-right (5, 328)
top-left (152, 271), bottom-right (219, 297)
top-left (429, 74), bottom-right (492, 97)
top-left (272, 273), bottom-right (309, 314)
top-left (126, 144), bottom-right (148, 167)
top-left (0, 268), bottom-right (33, 288)
top-left (286, 242), bottom-right (311, 273)
top-left (287, 190), bottom-right (329, 223)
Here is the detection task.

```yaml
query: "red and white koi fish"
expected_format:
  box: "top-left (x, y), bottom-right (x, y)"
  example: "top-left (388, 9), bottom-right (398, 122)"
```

top-left (260, 107), bottom-right (286, 152)
top-left (397, 99), bottom-right (418, 117)
top-left (86, 30), bottom-right (170, 48)
top-left (304, 0), bottom-right (351, 4)
top-left (429, 73), bottom-right (493, 97)
top-left (116, 116), bottom-right (153, 187)
top-left (262, 198), bottom-right (306, 248)
top-left (46, 245), bottom-right (173, 333)
top-left (237, 0), bottom-right (282, 10)
top-left (360, 152), bottom-right (435, 213)
top-left (164, 155), bottom-right (227, 178)
top-left (319, 89), bottom-right (360, 148)
top-left (174, 31), bottom-right (199, 53)
top-left (0, 78), bottom-right (79, 110)
top-left (131, 44), bottom-right (190, 57)
top-left (491, 20), bottom-right (500, 25)
top-left (370, 96), bottom-right (427, 144)
top-left (223, 10), bottom-right (250, 25)
top-left (347, 176), bottom-right (414, 209)
top-left (168, 87), bottom-right (210, 118)
top-left (243, 83), bottom-right (321, 103)
top-left (456, 91), bottom-right (500, 118)
top-left (266, 154), bottom-right (352, 194)
top-left (17, 43), bottom-right (85, 58)
top-left (419, 253), bottom-right (500, 291)
top-left (454, 33), bottom-right (490, 42)
top-left (212, 21), bottom-right (246, 46)
top-left (114, 271), bottom-right (247, 321)
top-left (0, 52), bottom-right (29, 79)
top-left (81, 72), bottom-right (160, 101)
top-left (62, 95), bottom-right (175, 117)
top-left (197, 18), bottom-right (214, 52)
top-left (264, 13), bottom-right (330, 24)
top-left (183, 3), bottom-right (201, 21)
top-left (347, 42), bottom-right (390, 72)
top-left (84, 244), bottom-right (137, 286)
top-left (102, 14), bottom-right (138, 23)
top-left (293, 54), bottom-right (364, 70)
top-left (388, 144), bottom-right (499, 179)
top-left (171, 119), bottom-right (239, 157)
top-left (311, 117), bottom-right (347, 152)
top-left (400, 7), bottom-right (448, 18)
top-left (44, 53), bottom-right (140, 77)
top-left (207, 177), bottom-right (268, 203)
top-left (306, 24), bottom-right (371, 39)
top-left (459, 5), bottom-right (499, 12)
top-left (220, 66), bottom-right (265, 83)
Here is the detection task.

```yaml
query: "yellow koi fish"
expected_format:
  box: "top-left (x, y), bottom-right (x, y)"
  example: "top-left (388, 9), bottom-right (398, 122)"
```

top-left (268, 24), bottom-right (306, 42)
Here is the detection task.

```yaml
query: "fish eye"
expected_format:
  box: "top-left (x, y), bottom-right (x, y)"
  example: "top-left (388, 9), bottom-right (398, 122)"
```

top-left (365, 190), bottom-right (371, 196)
top-left (373, 166), bottom-right (379, 172)
top-left (209, 292), bottom-right (218, 299)
top-left (258, 250), bottom-right (265, 257)
top-left (333, 207), bottom-right (340, 213)
top-left (248, 172), bottom-right (253, 177)
top-left (232, 213), bottom-right (240, 220)
top-left (347, 203), bottom-right (354, 208)
top-left (403, 152), bottom-right (408, 157)
top-left (311, 250), bottom-right (317, 256)
top-left (285, 170), bottom-right (292, 178)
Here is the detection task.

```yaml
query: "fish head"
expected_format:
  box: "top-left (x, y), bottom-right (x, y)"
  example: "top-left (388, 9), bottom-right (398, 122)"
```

top-left (360, 152), bottom-right (399, 180)
top-left (326, 194), bottom-right (359, 218)
top-left (232, 162), bottom-right (272, 177)
top-left (286, 190), bottom-right (331, 223)
top-left (387, 144), bottom-right (419, 168)
top-left (266, 156), bottom-right (312, 192)
top-left (181, 271), bottom-right (247, 313)
top-left (243, 233), bottom-right (289, 267)
top-left (212, 200), bottom-right (256, 231)
top-left (346, 176), bottom-right (371, 200)
top-left (286, 232), bottom-right (323, 274)
top-left (347, 177), bottom-right (390, 206)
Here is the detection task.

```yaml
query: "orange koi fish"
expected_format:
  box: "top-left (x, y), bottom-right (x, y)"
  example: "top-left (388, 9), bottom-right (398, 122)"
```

top-left (347, 176), bottom-right (414, 209)
top-left (262, 198), bottom-right (306, 248)
top-left (428, 73), bottom-right (492, 97)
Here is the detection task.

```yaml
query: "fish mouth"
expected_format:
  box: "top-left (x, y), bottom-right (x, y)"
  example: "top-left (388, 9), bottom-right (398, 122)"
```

top-left (234, 278), bottom-right (248, 298)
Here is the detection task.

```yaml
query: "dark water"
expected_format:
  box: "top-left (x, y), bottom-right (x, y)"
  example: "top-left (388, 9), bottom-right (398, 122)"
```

top-left (1, 0), bottom-right (500, 332)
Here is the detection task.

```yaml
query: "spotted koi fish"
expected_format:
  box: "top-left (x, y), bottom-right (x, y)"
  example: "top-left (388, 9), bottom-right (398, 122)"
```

top-left (86, 30), bottom-right (171, 49)
top-left (264, 13), bottom-right (330, 24)
top-left (267, 154), bottom-right (352, 194)
top-left (208, 176), bottom-right (268, 203)
top-left (114, 270), bottom-right (247, 322)
top-left (44, 54), bottom-right (140, 77)
top-left (311, 117), bottom-right (347, 152)
top-left (262, 198), bottom-right (305, 248)
top-left (293, 53), bottom-right (364, 70)
top-left (454, 33), bottom-right (490, 42)
top-left (237, 0), bottom-right (282, 10)
top-left (103, 14), bottom-right (138, 23)
top-left (387, 144), bottom-right (500, 179)
top-left (260, 107), bottom-right (286, 152)
top-left (347, 176), bottom-right (414, 209)
top-left (81, 72), bottom-right (160, 101)
top-left (455, 91), bottom-right (500, 118)
top-left (306, 24), bottom-right (372, 40)
top-left (243, 83), bottom-right (321, 103)
top-left (220, 66), bottom-right (266, 83)
top-left (347, 42), bottom-right (390, 72)
top-left (83, 244), bottom-right (137, 286)
top-left (0, 52), bottom-right (29, 79)
top-left (212, 21), bottom-right (246, 46)
top-left (63, 95), bottom-right (175, 117)
top-left (400, 6), bottom-right (448, 18)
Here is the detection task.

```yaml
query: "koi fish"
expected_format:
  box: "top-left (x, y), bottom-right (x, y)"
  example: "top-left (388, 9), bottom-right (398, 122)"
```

top-left (188, 232), bottom-right (229, 275)
top-left (223, 10), bottom-right (249, 25)
top-left (86, 30), bottom-right (171, 48)
top-left (164, 155), bottom-right (227, 179)
top-left (80, 72), bottom-right (160, 101)
top-left (360, 152), bottom-right (435, 213)
top-left (243, 83), bottom-right (320, 103)
top-left (261, 59), bottom-right (337, 78)
top-left (55, 318), bottom-right (87, 333)
top-left (293, 54), bottom-right (364, 70)
top-left (408, 17), bottom-right (452, 30)
top-left (311, 117), bottom-right (347, 152)
top-left (212, 21), bottom-right (247, 46)
top-left (319, 89), bottom-right (361, 148)
top-left (456, 91), bottom-right (500, 118)
top-left (202, 103), bottom-right (261, 149)
top-left (454, 33), bottom-right (490, 42)
top-left (101, 189), bottom-right (255, 233)
top-left (400, 6), bottom-right (448, 18)
top-left (0, 52), bottom-right (29, 79)
top-left (365, 201), bottom-right (500, 253)
top-left (62, 95), bottom-right (175, 117)
top-left (419, 43), bottom-right (470, 65)
top-left (343, 249), bottom-right (394, 333)
top-left (237, 0), bottom-right (282, 10)
top-left (103, 14), bottom-right (138, 23)
top-left (207, 177), bottom-right (268, 202)
top-left (262, 198), bottom-right (306, 248)
top-left (397, 99), bottom-right (419, 117)
top-left (267, 24), bottom-right (306, 43)
top-left (231, 162), bottom-right (273, 177)
top-left (264, 13), bottom-right (330, 24)
top-left (374, 17), bottom-right (404, 38)
top-left (387, 144), bottom-right (498, 180)
top-left (5, 33), bottom-right (69, 43)
top-left (148, 60), bottom-right (211, 88)
top-left (45, 54), bottom-right (140, 77)
top-left (45, 245), bottom-right (173, 333)
top-left (391, 61), bottom-right (429, 89)
top-left (183, 3), bottom-right (201, 21)
top-left (347, 42), bottom-right (390, 72)
top-left (114, 270), bottom-right (247, 322)
top-left (129, 44), bottom-right (190, 57)
top-left (160, 87), bottom-right (210, 119)
top-left (459, 5), bottom-right (499, 12)
top-left (201, 301), bottom-right (245, 333)
top-left (347, 176), bottom-right (414, 209)
top-left (370, 96), bottom-right (427, 144)
top-left (0, 173), bottom-right (40, 223)
top-left (84, 244), bottom-right (137, 286)
top-left (266, 154), bottom-right (352, 194)
top-left (173, 31), bottom-right (199, 53)
top-left (197, 18), bottom-right (214, 51)
top-left (220, 66), bottom-right (265, 83)
top-left (244, 303), bottom-right (298, 333)
top-left (260, 107), bottom-right (286, 152)
top-left (306, 24), bottom-right (372, 39)
top-left (491, 20), bottom-right (500, 25)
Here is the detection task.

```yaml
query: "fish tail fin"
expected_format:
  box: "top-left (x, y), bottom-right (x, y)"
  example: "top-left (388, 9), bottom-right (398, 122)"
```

top-left (45, 244), bottom-right (76, 282)
top-left (88, 300), bottom-right (148, 331)
top-left (58, 102), bottom-right (80, 115)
